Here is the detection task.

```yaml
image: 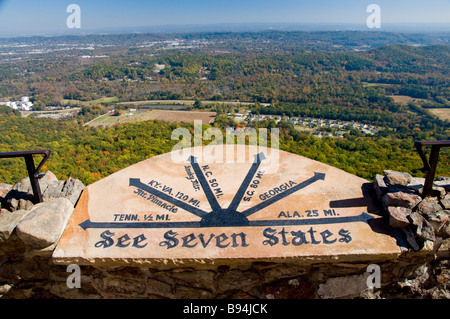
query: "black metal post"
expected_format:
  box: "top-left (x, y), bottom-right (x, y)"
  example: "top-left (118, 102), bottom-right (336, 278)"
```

top-left (24, 154), bottom-right (43, 203)
top-left (0, 149), bottom-right (51, 203)
top-left (415, 140), bottom-right (450, 198)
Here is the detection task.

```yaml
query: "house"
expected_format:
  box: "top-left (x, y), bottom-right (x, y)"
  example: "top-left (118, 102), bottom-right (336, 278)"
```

top-left (4, 96), bottom-right (33, 111)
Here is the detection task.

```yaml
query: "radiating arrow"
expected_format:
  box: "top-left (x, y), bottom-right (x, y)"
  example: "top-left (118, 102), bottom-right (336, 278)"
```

top-left (240, 172), bottom-right (326, 218)
top-left (247, 212), bottom-right (373, 227)
top-left (78, 212), bottom-right (372, 230)
top-left (227, 152), bottom-right (265, 213)
top-left (79, 219), bottom-right (202, 230)
top-left (129, 178), bottom-right (208, 219)
top-left (188, 155), bottom-right (222, 213)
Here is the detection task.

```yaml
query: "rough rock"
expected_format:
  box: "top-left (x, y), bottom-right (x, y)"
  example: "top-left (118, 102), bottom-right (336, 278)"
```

top-left (15, 198), bottom-right (74, 249)
top-left (383, 170), bottom-right (412, 186)
top-left (0, 209), bottom-right (29, 243)
top-left (408, 212), bottom-right (436, 242)
top-left (417, 198), bottom-right (443, 216)
top-left (3, 188), bottom-right (35, 211)
top-left (146, 278), bottom-right (174, 298)
top-left (398, 264), bottom-right (430, 292)
top-left (439, 194), bottom-right (450, 210)
top-left (0, 183), bottom-right (12, 189)
top-left (262, 277), bottom-right (314, 299)
top-left (43, 180), bottom-right (65, 199)
top-left (38, 171), bottom-right (59, 192)
top-left (10, 176), bottom-right (32, 194)
top-left (101, 277), bottom-right (146, 296)
top-left (2, 171), bottom-right (59, 211)
top-left (387, 206), bottom-right (411, 229)
top-left (0, 183), bottom-right (12, 199)
top-left (43, 177), bottom-right (84, 205)
top-left (216, 270), bottom-right (259, 293)
top-left (3, 193), bottom-right (34, 211)
top-left (423, 210), bottom-right (450, 235)
top-left (437, 238), bottom-right (450, 256)
top-left (174, 285), bottom-right (213, 299)
top-left (60, 177), bottom-right (85, 205)
top-left (440, 222), bottom-right (450, 237)
top-left (403, 228), bottom-right (420, 251)
top-left (317, 273), bottom-right (371, 299)
top-left (382, 191), bottom-right (422, 209)
top-left (406, 177), bottom-right (425, 194)
top-left (3, 172), bottom-right (84, 211)
top-left (12, 171), bottom-right (58, 194)
top-left (430, 186), bottom-right (446, 199)
top-left (373, 174), bottom-right (388, 201)
top-left (434, 180), bottom-right (450, 192)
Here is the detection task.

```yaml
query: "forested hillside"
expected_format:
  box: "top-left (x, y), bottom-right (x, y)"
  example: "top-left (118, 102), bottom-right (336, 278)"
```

top-left (0, 32), bottom-right (448, 186)
top-left (0, 108), bottom-right (447, 186)
top-left (1, 41), bottom-right (448, 136)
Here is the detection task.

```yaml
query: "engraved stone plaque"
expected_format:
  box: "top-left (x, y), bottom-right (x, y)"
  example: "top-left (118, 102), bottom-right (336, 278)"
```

top-left (53, 145), bottom-right (401, 266)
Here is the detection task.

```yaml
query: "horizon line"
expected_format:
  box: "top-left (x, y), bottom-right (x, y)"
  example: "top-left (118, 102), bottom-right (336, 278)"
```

top-left (1, 21), bottom-right (450, 39)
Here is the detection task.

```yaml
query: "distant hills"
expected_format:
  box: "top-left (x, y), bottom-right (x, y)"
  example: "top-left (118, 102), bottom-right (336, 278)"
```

top-left (2, 22), bottom-right (450, 38)
top-left (0, 29), bottom-right (449, 53)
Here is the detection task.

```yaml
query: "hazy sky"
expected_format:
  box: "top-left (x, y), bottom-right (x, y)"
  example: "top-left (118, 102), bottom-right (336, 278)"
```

top-left (0, 0), bottom-right (449, 36)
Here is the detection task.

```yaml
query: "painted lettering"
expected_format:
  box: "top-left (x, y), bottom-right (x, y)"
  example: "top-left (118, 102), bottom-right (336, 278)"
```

top-left (159, 230), bottom-right (249, 249)
top-left (262, 227), bottom-right (352, 246)
top-left (94, 230), bottom-right (148, 249)
top-left (259, 181), bottom-right (297, 201)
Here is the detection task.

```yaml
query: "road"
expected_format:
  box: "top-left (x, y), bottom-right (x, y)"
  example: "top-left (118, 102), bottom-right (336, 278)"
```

top-left (20, 107), bottom-right (81, 117)
top-left (119, 100), bottom-right (270, 107)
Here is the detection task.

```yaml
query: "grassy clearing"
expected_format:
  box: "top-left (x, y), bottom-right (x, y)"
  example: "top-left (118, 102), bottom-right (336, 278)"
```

top-left (387, 95), bottom-right (431, 105)
top-left (88, 109), bottom-right (216, 127)
top-left (62, 96), bottom-right (119, 106)
top-left (428, 108), bottom-right (450, 121)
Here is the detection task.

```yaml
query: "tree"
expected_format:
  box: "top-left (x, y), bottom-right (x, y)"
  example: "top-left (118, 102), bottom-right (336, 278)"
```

top-left (193, 99), bottom-right (202, 109)
top-left (113, 109), bottom-right (123, 116)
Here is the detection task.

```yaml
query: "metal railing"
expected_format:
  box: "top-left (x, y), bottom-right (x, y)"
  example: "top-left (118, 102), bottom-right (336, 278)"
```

top-left (415, 140), bottom-right (450, 198)
top-left (0, 149), bottom-right (51, 203)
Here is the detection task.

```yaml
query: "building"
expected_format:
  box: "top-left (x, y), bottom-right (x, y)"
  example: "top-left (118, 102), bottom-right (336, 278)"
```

top-left (3, 96), bottom-right (33, 111)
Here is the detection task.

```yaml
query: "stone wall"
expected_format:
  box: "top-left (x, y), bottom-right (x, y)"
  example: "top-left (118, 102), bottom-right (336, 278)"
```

top-left (0, 171), bottom-right (449, 299)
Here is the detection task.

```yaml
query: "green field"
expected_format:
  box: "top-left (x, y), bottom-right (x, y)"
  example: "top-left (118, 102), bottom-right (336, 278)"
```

top-left (62, 96), bottom-right (119, 106)
top-left (88, 109), bottom-right (216, 127)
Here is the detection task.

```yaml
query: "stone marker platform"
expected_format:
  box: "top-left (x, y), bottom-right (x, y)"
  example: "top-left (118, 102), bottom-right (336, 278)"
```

top-left (53, 145), bottom-right (401, 266)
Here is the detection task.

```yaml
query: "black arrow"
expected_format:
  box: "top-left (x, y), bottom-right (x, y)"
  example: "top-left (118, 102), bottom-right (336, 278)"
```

top-left (129, 178), bottom-right (208, 219)
top-left (227, 152), bottom-right (265, 213)
top-left (78, 212), bottom-right (372, 230)
top-left (247, 212), bottom-right (373, 227)
top-left (240, 172), bottom-right (326, 218)
top-left (188, 155), bottom-right (222, 213)
top-left (79, 219), bottom-right (202, 230)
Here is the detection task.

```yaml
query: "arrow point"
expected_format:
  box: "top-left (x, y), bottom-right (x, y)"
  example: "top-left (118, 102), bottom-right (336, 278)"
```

top-left (314, 172), bottom-right (326, 181)
top-left (255, 152), bottom-right (266, 162)
top-left (188, 155), bottom-right (197, 163)
top-left (361, 212), bottom-right (374, 223)
top-left (79, 219), bottom-right (91, 230)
